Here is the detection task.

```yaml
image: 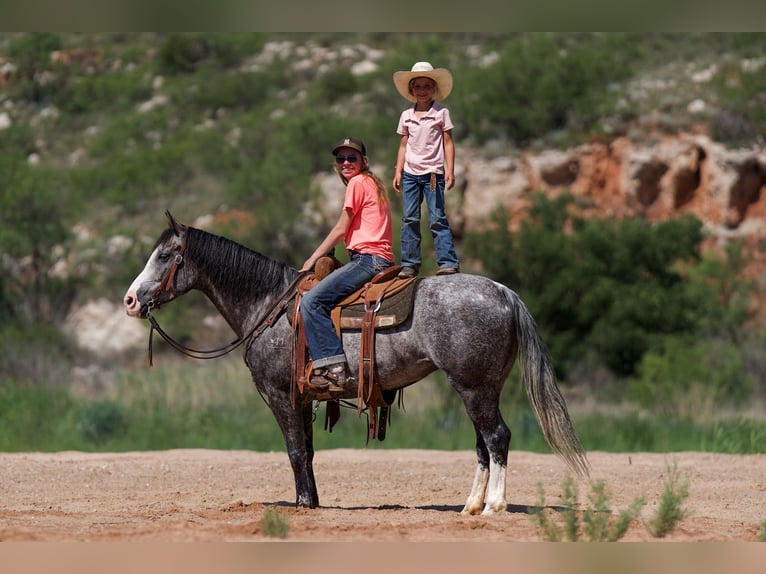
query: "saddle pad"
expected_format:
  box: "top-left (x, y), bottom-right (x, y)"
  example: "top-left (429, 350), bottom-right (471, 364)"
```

top-left (287, 279), bottom-right (420, 331)
top-left (338, 284), bottom-right (417, 329)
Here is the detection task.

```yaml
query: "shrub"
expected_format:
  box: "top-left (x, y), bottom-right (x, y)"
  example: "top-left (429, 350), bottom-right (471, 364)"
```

top-left (530, 474), bottom-right (646, 542)
top-left (158, 34), bottom-right (209, 74)
top-left (260, 506), bottom-right (289, 538)
top-left (464, 195), bottom-right (711, 378)
top-left (53, 69), bottom-right (152, 114)
top-left (78, 402), bottom-right (126, 445)
top-left (456, 34), bottom-right (641, 145)
top-left (647, 461), bottom-right (690, 538)
top-left (629, 336), bottom-right (755, 418)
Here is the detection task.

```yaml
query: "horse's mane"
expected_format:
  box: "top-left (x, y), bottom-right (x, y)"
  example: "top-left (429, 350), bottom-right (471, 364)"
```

top-left (180, 226), bottom-right (297, 299)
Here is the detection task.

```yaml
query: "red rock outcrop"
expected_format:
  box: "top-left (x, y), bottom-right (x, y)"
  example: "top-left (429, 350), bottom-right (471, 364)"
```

top-left (454, 134), bottom-right (766, 236)
top-left (451, 133), bottom-right (766, 322)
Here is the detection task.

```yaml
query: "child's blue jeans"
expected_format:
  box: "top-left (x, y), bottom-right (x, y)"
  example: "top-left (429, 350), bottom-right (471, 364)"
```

top-left (400, 171), bottom-right (459, 270)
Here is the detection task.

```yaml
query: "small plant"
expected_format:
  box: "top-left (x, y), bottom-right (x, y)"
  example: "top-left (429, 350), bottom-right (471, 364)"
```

top-left (530, 475), bottom-right (646, 542)
top-left (260, 506), bottom-right (289, 539)
top-left (647, 461), bottom-right (690, 538)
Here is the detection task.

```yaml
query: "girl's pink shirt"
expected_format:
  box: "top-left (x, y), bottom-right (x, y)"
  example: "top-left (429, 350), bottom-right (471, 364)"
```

top-left (343, 173), bottom-right (394, 262)
top-left (396, 102), bottom-right (454, 175)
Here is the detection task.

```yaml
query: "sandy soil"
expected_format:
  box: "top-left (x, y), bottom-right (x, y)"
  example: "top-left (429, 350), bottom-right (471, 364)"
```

top-left (0, 449), bottom-right (764, 542)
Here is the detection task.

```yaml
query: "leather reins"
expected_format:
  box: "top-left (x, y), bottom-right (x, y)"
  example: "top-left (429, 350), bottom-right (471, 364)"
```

top-left (145, 234), bottom-right (306, 365)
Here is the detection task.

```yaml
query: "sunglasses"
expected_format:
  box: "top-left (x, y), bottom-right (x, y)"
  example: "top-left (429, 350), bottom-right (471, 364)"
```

top-left (335, 154), bottom-right (359, 164)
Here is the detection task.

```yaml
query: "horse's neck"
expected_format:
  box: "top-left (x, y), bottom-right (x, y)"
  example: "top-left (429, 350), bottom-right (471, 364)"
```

top-left (205, 284), bottom-right (292, 338)
top-left (187, 229), bottom-right (297, 337)
top-left (197, 263), bottom-right (296, 338)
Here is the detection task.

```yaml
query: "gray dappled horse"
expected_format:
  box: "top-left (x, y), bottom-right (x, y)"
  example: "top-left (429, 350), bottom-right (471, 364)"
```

top-left (123, 212), bottom-right (589, 514)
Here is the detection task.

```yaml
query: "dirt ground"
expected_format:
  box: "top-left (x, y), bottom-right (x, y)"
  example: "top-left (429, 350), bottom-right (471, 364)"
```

top-left (0, 449), bottom-right (764, 542)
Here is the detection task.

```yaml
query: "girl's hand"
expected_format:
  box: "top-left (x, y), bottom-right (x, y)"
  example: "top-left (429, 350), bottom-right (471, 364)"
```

top-left (300, 258), bottom-right (315, 273)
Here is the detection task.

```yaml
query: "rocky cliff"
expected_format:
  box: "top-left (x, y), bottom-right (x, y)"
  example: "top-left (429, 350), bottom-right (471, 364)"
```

top-left (449, 133), bottom-right (766, 284)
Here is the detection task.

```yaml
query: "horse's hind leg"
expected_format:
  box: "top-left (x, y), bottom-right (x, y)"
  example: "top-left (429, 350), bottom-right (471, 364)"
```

top-left (461, 431), bottom-right (490, 515)
top-left (460, 393), bottom-right (511, 515)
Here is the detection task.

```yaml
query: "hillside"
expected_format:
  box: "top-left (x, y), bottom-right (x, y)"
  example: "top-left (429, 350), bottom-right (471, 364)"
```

top-left (2, 32), bottom-right (766, 362)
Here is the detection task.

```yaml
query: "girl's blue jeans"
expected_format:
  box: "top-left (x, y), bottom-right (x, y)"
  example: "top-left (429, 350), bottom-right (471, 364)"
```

top-left (400, 171), bottom-right (459, 270)
top-left (300, 251), bottom-right (393, 369)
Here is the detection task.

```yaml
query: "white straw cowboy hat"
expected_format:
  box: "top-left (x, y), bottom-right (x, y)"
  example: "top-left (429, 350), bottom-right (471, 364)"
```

top-left (393, 61), bottom-right (453, 103)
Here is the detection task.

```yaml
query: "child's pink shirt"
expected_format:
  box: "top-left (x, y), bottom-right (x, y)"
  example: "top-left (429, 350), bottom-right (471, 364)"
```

top-left (343, 173), bottom-right (394, 262)
top-left (396, 102), bottom-right (454, 175)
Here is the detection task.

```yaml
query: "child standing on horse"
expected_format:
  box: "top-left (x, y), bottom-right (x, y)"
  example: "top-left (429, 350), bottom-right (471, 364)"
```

top-left (392, 61), bottom-right (460, 279)
top-left (300, 137), bottom-right (394, 392)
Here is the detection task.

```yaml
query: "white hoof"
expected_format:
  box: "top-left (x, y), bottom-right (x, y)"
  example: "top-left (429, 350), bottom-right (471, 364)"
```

top-left (461, 503), bottom-right (483, 515)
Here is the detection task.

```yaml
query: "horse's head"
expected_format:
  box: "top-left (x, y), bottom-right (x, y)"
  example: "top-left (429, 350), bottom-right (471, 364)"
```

top-left (124, 211), bottom-right (192, 318)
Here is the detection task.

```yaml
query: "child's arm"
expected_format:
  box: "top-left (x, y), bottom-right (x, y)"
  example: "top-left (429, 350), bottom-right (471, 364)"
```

top-left (392, 134), bottom-right (408, 194)
top-left (443, 129), bottom-right (455, 190)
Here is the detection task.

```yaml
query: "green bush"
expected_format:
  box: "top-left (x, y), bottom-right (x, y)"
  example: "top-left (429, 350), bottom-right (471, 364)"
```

top-left (158, 34), bottom-right (208, 74)
top-left (464, 194), bottom-right (713, 378)
top-left (456, 34), bottom-right (641, 145)
top-left (629, 336), bottom-right (754, 417)
top-left (158, 33), bottom-right (265, 74)
top-left (646, 461), bottom-right (689, 538)
top-left (78, 402), bottom-right (126, 445)
top-left (53, 69), bottom-right (152, 114)
top-left (260, 506), bottom-right (289, 538)
top-left (710, 36), bottom-right (766, 144)
top-left (531, 474), bottom-right (646, 542)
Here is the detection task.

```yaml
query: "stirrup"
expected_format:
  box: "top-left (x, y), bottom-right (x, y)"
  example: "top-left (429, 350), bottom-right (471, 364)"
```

top-left (309, 364), bottom-right (355, 393)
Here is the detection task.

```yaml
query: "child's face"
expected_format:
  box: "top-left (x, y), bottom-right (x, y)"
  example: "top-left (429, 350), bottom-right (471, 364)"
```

top-left (409, 77), bottom-right (436, 102)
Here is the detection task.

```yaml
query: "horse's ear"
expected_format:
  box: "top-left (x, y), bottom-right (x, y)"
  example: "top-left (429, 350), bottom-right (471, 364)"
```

top-left (165, 210), bottom-right (184, 235)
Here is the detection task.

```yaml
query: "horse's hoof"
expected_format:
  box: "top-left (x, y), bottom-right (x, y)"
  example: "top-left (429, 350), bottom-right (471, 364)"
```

top-left (481, 502), bottom-right (506, 515)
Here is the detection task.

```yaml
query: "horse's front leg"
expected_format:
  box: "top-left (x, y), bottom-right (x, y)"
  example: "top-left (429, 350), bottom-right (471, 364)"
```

top-left (267, 390), bottom-right (319, 508)
top-left (300, 399), bottom-right (319, 506)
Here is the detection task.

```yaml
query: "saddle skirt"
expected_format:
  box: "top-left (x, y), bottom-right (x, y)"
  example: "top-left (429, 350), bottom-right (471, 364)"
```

top-left (287, 258), bottom-right (419, 332)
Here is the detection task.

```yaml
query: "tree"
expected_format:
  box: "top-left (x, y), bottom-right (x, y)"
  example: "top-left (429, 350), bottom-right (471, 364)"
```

top-left (0, 154), bottom-right (78, 324)
top-left (465, 193), bottom-right (715, 378)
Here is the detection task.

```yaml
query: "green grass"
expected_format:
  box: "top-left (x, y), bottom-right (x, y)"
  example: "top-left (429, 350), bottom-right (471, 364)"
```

top-left (1, 358), bottom-right (766, 453)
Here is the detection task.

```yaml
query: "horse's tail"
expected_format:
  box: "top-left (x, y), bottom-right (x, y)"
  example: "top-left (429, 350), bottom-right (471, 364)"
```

top-left (500, 283), bottom-right (590, 477)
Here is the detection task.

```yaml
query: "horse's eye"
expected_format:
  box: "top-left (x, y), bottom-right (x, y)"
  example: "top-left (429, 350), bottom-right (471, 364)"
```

top-left (157, 252), bottom-right (172, 263)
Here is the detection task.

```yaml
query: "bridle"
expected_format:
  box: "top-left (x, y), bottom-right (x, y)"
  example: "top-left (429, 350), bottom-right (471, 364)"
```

top-left (144, 232), bottom-right (306, 366)
top-left (146, 232), bottom-right (188, 317)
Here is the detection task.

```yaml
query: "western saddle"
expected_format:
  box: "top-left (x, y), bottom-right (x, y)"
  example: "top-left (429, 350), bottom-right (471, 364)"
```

top-left (289, 256), bottom-right (419, 441)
